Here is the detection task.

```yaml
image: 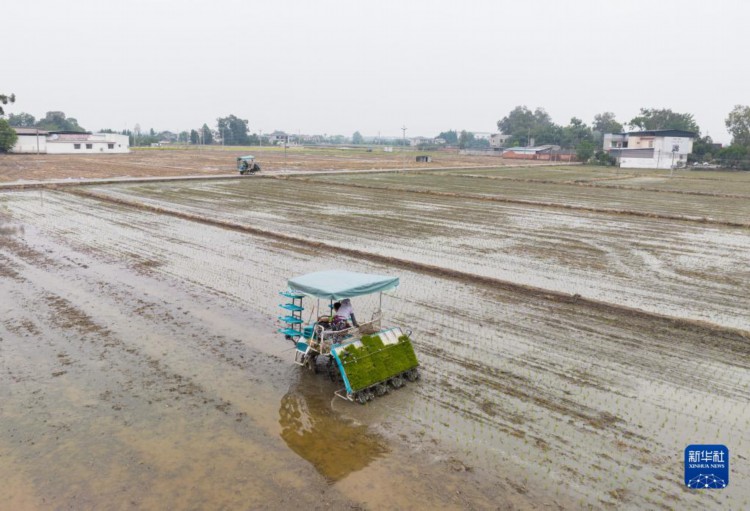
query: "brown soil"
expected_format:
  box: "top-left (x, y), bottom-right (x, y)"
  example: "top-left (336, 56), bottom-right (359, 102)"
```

top-left (0, 146), bottom-right (533, 183)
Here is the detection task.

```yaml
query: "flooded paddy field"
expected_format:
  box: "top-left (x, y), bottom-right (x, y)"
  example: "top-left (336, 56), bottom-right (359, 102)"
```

top-left (437, 165), bottom-right (750, 194)
top-left (310, 170), bottom-right (750, 225)
top-left (89, 177), bottom-right (750, 331)
top-left (0, 192), bottom-right (523, 510)
top-left (1, 169), bottom-right (749, 510)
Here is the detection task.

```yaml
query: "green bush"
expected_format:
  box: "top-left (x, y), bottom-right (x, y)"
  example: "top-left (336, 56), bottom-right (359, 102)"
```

top-left (0, 119), bottom-right (18, 153)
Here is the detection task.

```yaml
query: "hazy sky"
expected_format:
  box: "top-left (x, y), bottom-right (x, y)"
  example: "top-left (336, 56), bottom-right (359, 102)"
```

top-left (4, 0), bottom-right (748, 142)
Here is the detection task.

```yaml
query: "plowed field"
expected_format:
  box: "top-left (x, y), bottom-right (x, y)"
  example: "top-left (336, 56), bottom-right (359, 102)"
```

top-left (0, 146), bottom-right (522, 183)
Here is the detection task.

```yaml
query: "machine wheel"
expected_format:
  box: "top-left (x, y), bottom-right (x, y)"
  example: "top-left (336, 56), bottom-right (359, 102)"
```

top-left (327, 358), bottom-right (341, 382)
top-left (405, 368), bottom-right (419, 382)
top-left (355, 392), bottom-right (368, 405)
top-left (305, 354), bottom-right (318, 373)
top-left (374, 383), bottom-right (389, 397)
top-left (390, 375), bottom-right (404, 389)
top-left (252, 163), bottom-right (261, 172)
top-left (326, 358), bottom-right (338, 382)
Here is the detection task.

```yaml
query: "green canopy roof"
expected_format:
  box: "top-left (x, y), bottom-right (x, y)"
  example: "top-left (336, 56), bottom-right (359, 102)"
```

top-left (288, 270), bottom-right (399, 300)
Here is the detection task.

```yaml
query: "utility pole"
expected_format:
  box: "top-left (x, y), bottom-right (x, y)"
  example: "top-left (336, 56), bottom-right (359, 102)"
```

top-left (402, 125), bottom-right (407, 169)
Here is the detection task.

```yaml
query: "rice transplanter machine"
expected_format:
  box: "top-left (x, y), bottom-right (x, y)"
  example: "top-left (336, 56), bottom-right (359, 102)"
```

top-left (277, 270), bottom-right (420, 404)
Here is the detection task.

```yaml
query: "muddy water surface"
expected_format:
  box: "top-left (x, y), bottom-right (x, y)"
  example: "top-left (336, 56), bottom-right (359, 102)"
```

top-left (92, 178), bottom-right (750, 331)
top-left (2, 187), bottom-right (748, 510)
top-left (0, 194), bottom-right (525, 510)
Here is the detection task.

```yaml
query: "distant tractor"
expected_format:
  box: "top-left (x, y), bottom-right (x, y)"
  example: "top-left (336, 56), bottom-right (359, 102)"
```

top-left (237, 155), bottom-right (261, 175)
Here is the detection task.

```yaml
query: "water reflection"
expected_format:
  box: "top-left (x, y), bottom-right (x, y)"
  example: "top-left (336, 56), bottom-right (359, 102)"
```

top-left (278, 375), bottom-right (389, 483)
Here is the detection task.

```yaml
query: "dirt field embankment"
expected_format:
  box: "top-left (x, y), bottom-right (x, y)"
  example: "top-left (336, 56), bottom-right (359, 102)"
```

top-left (0, 147), bottom-right (537, 183)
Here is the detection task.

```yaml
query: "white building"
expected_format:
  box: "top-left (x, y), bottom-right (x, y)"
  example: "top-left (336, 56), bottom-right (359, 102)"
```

top-left (268, 131), bottom-right (297, 145)
top-left (11, 129), bottom-right (130, 154)
top-left (11, 128), bottom-right (49, 153)
top-left (603, 129), bottom-right (695, 169)
top-left (409, 136), bottom-right (436, 147)
top-left (490, 133), bottom-right (511, 150)
top-left (472, 132), bottom-right (492, 141)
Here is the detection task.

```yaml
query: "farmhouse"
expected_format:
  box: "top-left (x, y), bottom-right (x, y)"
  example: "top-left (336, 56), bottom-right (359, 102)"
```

top-left (268, 131), bottom-right (300, 145)
top-left (409, 136), bottom-right (441, 147)
top-left (502, 144), bottom-right (560, 160)
top-left (11, 128), bottom-right (130, 154)
top-left (490, 133), bottom-right (511, 150)
top-left (603, 129), bottom-right (695, 169)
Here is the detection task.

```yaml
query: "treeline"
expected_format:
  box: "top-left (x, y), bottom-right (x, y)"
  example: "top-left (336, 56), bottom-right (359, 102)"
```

top-left (112, 114), bottom-right (261, 147)
top-left (5, 107), bottom-right (262, 148)
top-left (1, 110), bottom-right (88, 152)
top-left (487, 105), bottom-right (750, 168)
top-left (3, 90), bottom-right (750, 168)
top-left (7, 111), bottom-right (86, 132)
top-left (435, 130), bottom-right (490, 150)
top-left (150, 115), bottom-right (260, 147)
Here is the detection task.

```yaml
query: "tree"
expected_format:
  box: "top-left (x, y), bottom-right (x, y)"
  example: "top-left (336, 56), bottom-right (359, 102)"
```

top-left (473, 138), bottom-right (490, 149)
top-left (0, 93), bottom-right (15, 116)
top-left (453, 131), bottom-right (489, 150)
top-left (497, 106), bottom-right (555, 146)
top-left (178, 131), bottom-right (189, 143)
top-left (532, 123), bottom-right (564, 146)
top-left (628, 108), bottom-right (699, 134)
top-left (157, 131), bottom-right (177, 142)
top-left (458, 130), bottom-right (474, 149)
top-left (200, 124), bottom-right (213, 145)
top-left (8, 112), bottom-right (36, 127)
top-left (217, 115), bottom-right (250, 145)
top-left (0, 93), bottom-right (20, 152)
top-left (0, 119), bottom-right (18, 152)
top-left (594, 150), bottom-right (617, 166)
top-left (716, 144), bottom-right (749, 170)
top-left (576, 140), bottom-right (595, 163)
top-left (498, 106), bottom-right (549, 134)
top-left (690, 135), bottom-right (717, 163)
top-left (36, 111), bottom-right (85, 132)
top-left (561, 117), bottom-right (594, 148)
top-left (139, 134), bottom-right (160, 146)
top-left (725, 105), bottom-right (750, 147)
top-left (352, 131), bottom-right (364, 144)
top-left (592, 112), bottom-right (623, 134)
top-left (437, 130), bottom-right (458, 144)
top-left (190, 129), bottom-right (199, 144)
